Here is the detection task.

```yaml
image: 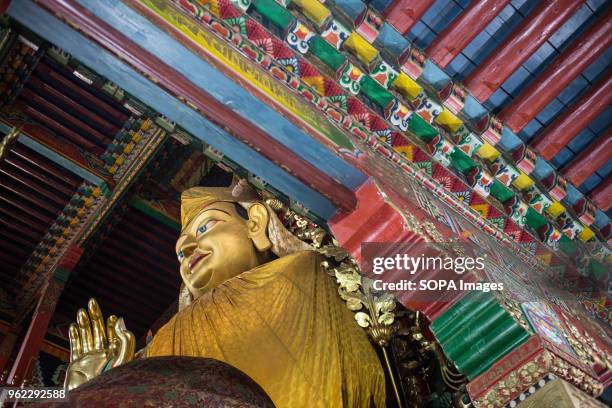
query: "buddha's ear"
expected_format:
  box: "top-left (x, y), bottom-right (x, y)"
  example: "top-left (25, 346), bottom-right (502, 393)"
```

top-left (247, 203), bottom-right (272, 252)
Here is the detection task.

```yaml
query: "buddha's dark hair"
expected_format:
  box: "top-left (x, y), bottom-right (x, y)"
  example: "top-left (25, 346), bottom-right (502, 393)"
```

top-left (234, 202), bottom-right (249, 220)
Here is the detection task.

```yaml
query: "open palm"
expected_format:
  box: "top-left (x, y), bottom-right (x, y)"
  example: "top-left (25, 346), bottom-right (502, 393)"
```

top-left (65, 298), bottom-right (135, 390)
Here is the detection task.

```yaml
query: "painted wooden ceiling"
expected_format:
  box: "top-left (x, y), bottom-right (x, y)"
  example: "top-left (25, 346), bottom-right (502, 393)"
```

top-left (0, 0), bottom-right (610, 343)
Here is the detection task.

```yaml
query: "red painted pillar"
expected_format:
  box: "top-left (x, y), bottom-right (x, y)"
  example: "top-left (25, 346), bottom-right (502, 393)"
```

top-left (561, 131), bottom-right (611, 186)
top-left (464, 0), bottom-right (585, 102)
top-left (589, 178), bottom-right (611, 212)
top-left (427, 0), bottom-right (511, 68)
top-left (382, 0), bottom-right (435, 36)
top-left (531, 75), bottom-right (612, 160)
top-left (6, 246), bottom-right (83, 386)
top-left (6, 280), bottom-right (62, 386)
top-left (0, 325), bottom-right (20, 374)
top-left (500, 10), bottom-right (612, 133)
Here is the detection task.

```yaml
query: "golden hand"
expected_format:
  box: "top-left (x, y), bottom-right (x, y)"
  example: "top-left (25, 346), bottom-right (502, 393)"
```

top-left (64, 298), bottom-right (135, 390)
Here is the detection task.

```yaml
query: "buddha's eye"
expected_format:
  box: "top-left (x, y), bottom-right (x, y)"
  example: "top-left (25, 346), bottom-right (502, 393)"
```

top-left (196, 220), bottom-right (217, 237)
top-left (177, 250), bottom-right (185, 262)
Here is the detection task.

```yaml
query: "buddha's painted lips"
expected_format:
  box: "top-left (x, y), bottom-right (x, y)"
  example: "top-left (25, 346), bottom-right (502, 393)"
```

top-left (189, 252), bottom-right (210, 271)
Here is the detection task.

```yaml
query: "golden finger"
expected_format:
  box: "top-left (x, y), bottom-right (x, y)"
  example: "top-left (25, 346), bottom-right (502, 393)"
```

top-left (68, 323), bottom-right (82, 361)
top-left (107, 315), bottom-right (118, 355)
top-left (77, 308), bottom-right (94, 354)
top-left (88, 298), bottom-right (107, 351)
top-left (113, 318), bottom-right (135, 367)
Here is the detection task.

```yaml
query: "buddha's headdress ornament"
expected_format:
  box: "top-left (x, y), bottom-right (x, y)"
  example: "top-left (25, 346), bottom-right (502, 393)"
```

top-left (180, 180), bottom-right (311, 257)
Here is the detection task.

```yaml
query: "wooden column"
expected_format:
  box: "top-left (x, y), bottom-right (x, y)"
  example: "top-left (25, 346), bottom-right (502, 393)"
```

top-left (427, 0), bottom-right (511, 68)
top-left (0, 325), bottom-right (20, 376)
top-left (531, 74), bottom-right (612, 160)
top-left (382, 0), bottom-right (435, 36)
top-left (500, 10), bottom-right (612, 133)
top-left (464, 0), bottom-right (584, 102)
top-left (6, 280), bottom-right (62, 386)
top-left (561, 131), bottom-right (611, 186)
top-left (6, 245), bottom-right (82, 386)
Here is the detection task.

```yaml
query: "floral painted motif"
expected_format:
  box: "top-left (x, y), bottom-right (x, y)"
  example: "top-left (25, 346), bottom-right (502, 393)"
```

top-left (286, 21), bottom-right (315, 54)
top-left (414, 97), bottom-right (443, 124)
top-left (320, 19), bottom-right (350, 50)
top-left (384, 99), bottom-right (411, 132)
top-left (231, 0), bottom-right (251, 12)
top-left (337, 62), bottom-right (364, 95)
top-left (473, 171), bottom-right (495, 198)
top-left (491, 157), bottom-right (520, 186)
top-left (370, 59), bottom-right (398, 89)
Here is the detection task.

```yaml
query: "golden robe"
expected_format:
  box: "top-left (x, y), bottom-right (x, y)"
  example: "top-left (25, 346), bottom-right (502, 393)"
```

top-left (147, 250), bottom-right (386, 407)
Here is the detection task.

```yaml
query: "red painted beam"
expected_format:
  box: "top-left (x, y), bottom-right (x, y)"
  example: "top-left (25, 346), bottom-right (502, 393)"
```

top-left (27, 76), bottom-right (120, 135)
top-left (20, 88), bottom-right (114, 145)
top-left (427, 0), bottom-right (511, 68)
top-left (532, 74), bottom-right (612, 160)
top-left (36, 62), bottom-right (129, 126)
top-left (0, 217), bottom-right (42, 242)
top-left (0, 166), bottom-right (67, 207)
top-left (589, 177), bottom-right (611, 212)
top-left (500, 10), bottom-right (612, 133)
top-left (4, 155), bottom-right (75, 196)
top-left (11, 145), bottom-right (82, 187)
top-left (464, 0), bottom-right (585, 102)
top-left (561, 131), bottom-right (611, 186)
top-left (0, 177), bottom-right (63, 213)
top-left (382, 0), bottom-right (435, 36)
top-left (33, 0), bottom-right (357, 212)
top-left (23, 104), bottom-right (105, 154)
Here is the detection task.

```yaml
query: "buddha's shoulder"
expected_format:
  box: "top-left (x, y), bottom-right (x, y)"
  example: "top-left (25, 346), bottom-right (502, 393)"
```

top-left (247, 250), bottom-right (323, 277)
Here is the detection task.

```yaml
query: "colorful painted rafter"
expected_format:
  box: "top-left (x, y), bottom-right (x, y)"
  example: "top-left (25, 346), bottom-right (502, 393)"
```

top-left (132, 0), bottom-right (609, 285)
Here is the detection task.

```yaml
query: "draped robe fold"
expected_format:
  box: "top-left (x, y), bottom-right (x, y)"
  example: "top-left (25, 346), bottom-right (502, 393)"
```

top-left (147, 250), bottom-right (386, 407)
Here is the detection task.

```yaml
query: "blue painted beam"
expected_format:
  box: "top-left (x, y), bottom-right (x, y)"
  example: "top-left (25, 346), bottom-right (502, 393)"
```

top-left (77, 0), bottom-right (366, 192)
top-left (8, 0), bottom-right (339, 219)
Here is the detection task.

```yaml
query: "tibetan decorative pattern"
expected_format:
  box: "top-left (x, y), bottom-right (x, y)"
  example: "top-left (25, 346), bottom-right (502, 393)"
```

top-left (320, 19), bottom-right (350, 50)
top-left (247, 0), bottom-right (600, 248)
top-left (285, 20), bottom-right (315, 54)
top-left (369, 59), bottom-right (398, 89)
top-left (337, 61), bottom-right (364, 95)
top-left (141, 0), bottom-right (609, 311)
top-left (384, 99), bottom-right (410, 132)
top-left (245, 0), bottom-right (608, 248)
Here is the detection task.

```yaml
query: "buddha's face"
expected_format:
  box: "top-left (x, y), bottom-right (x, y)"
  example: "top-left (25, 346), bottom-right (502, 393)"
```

top-left (175, 201), bottom-right (271, 299)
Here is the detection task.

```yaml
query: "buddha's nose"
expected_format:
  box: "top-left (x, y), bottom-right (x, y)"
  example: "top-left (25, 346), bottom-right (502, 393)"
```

top-left (180, 241), bottom-right (197, 259)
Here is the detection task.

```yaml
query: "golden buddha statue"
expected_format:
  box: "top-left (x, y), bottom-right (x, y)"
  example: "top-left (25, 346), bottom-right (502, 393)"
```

top-left (65, 184), bottom-right (386, 407)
